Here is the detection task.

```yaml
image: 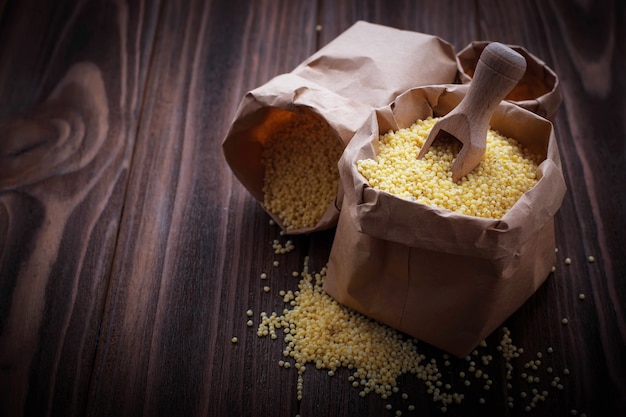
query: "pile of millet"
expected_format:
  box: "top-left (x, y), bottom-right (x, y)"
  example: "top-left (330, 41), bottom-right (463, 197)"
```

top-left (357, 117), bottom-right (543, 219)
top-left (262, 113), bottom-right (343, 231)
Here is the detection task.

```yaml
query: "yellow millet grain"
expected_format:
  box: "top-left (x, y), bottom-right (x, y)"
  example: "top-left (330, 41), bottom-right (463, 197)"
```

top-left (257, 257), bottom-right (462, 407)
top-left (262, 113), bottom-right (343, 231)
top-left (272, 239), bottom-right (295, 254)
top-left (252, 241), bottom-right (583, 413)
top-left (357, 117), bottom-right (543, 219)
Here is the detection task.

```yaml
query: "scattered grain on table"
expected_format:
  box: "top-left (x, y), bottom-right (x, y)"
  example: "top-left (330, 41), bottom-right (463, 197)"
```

top-left (250, 252), bottom-right (584, 415)
top-left (244, 213), bottom-right (590, 415)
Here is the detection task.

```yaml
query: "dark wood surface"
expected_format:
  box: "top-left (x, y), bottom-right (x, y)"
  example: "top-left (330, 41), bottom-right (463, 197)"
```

top-left (1, 1), bottom-right (624, 416)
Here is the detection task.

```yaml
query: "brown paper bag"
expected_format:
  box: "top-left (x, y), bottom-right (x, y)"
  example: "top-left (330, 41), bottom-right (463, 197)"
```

top-left (292, 21), bottom-right (458, 110)
top-left (457, 41), bottom-right (562, 120)
top-left (222, 21), bottom-right (459, 234)
top-left (324, 84), bottom-right (566, 358)
top-left (223, 74), bottom-right (371, 232)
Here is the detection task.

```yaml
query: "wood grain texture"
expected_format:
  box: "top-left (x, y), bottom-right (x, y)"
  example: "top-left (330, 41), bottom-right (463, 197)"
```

top-left (537, 0), bottom-right (626, 411)
top-left (0, 0), bottom-right (624, 416)
top-left (87, 1), bottom-right (317, 416)
top-left (0, 1), bottom-right (160, 416)
top-left (463, 1), bottom-right (626, 414)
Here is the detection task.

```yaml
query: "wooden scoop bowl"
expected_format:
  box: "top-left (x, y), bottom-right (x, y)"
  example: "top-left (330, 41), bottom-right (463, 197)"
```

top-left (416, 42), bottom-right (527, 182)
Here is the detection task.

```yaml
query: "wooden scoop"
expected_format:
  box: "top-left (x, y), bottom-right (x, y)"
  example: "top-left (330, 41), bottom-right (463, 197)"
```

top-left (416, 42), bottom-right (527, 182)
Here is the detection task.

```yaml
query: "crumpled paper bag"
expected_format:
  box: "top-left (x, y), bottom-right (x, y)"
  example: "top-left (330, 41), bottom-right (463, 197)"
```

top-left (222, 74), bottom-right (371, 233)
top-left (324, 84), bottom-right (567, 357)
top-left (457, 41), bottom-right (562, 120)
top-left (222, 21), bottom-right (459, 233)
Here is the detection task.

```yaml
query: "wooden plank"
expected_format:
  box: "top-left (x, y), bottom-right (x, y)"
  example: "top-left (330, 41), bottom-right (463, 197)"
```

top-left (0, 1), bottom-right (161, 417)
top-left (300, 2), bottom-right (478, 417)
top-left (87, 1), bottom-right (319, 416)
top-left (317, 0), bottom-right (477, 53)
top-left (1, 0), bottom-right (624, 416)
top-left (476, 0), bottom-right (626, 414)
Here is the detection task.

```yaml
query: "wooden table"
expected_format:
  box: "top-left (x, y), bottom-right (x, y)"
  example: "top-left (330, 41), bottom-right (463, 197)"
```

top-left (1, 1), bottom-right (624, 416)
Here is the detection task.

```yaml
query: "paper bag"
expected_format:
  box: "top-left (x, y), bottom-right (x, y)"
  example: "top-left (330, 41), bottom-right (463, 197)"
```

top-left (222, 21), bottom-right (459, 234)
top-left (324, 84), bottom-right (567, 358)
top-left (457, 41), bottom-right (562, 120)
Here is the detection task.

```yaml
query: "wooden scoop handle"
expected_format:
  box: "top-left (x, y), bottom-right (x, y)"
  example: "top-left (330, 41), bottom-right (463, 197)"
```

top-left (455, 42), bottom-right (527, 128)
